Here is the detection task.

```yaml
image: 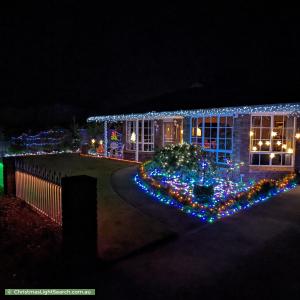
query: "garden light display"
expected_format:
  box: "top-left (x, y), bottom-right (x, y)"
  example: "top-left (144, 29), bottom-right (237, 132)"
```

top-left (134, 144), bottom-right (297, 223)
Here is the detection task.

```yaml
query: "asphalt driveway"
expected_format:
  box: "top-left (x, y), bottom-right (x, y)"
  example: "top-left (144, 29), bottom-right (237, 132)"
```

top-left (105, 166), bottom-right (300, 299)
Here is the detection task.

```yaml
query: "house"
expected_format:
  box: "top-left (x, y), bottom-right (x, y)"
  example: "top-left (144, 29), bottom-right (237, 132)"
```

top-left (87, 103), bottom-right (300, 180)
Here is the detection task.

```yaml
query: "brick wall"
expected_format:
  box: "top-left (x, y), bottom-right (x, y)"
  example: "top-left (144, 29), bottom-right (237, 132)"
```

top-left (183, 117), bottom-right (191, 143)
top-left (123, 151), bottom-right (154, 162)
top-left (232, 114), bottom-right (250, 175)
top-left (154, 120), bottom-right (164, 150)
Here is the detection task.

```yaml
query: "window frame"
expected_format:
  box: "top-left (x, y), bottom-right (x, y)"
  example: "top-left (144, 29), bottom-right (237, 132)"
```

top-left (190, 114), bottom-right (234, 164)
top-left (249, 113), bottom-right (296, 167)
top-left (126, 119), bottom-right (155, 152)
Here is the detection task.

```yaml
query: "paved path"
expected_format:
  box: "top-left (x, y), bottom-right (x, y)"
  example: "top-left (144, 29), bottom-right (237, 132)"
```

top-left (105, 166), bottom-right (300, 299)
top-left (111, 165), bottom-right (207, 234)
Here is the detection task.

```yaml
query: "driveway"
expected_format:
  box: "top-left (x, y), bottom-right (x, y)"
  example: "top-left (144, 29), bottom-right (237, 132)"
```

top-left (103, 166), bottom-right (300, 299)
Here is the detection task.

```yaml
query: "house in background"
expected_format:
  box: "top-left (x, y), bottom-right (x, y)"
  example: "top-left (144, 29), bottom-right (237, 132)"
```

top-left (87, 103), bottom-right (300, 180)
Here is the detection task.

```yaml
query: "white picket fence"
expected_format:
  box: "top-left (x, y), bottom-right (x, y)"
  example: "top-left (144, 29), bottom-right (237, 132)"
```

top-left (15, 171), bottom-right (62, 225)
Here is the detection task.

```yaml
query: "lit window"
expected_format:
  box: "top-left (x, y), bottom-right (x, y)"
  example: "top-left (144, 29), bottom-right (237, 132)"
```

top-left (191, 115), bottom-right (233, 164)
top-left (126, 120), bottom-right (154, 152)
top-left (250, 115), bottom-right (295, 166)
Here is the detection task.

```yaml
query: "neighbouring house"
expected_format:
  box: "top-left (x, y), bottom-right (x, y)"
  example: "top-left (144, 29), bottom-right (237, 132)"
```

top-left (11, 129), bottom-right (69, 152)
top-left (87, 103), bottom-right (300, 180)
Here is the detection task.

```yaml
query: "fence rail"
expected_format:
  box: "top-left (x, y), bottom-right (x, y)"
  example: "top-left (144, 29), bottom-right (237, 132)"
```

top-left (15, 171), bottom-right (62, 225)
top-left (15, 159), bottom-right (63, 185)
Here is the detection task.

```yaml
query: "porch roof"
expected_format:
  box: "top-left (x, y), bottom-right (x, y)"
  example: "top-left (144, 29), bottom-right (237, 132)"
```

top-left (87, 102), bottom-right (300, 123)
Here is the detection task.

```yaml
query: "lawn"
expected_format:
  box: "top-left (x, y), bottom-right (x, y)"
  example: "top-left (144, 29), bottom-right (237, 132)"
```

top-left (17, 154), bottom-right (172, 260)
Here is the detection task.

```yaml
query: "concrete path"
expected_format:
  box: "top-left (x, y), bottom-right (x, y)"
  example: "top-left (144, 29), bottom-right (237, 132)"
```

top-left (105, 166), bottom-right (300, 299)
top-left (111, 166), bottom-right (207, 234)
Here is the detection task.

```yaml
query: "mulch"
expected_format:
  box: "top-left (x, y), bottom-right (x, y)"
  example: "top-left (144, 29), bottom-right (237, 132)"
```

top-left (0, 196), bottom-right (62, 288)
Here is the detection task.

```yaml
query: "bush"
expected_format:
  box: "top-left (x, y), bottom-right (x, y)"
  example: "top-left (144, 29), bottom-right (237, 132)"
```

top-left (260, 181), bottom-right (276, 196)
top-left (193, 184), bottom-right (214, 203)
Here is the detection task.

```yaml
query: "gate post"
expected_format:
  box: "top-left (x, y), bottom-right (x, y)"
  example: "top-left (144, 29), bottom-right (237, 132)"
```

top-left (3, 157), bottom-right (16, 196)
top-left (61, 175), bottom-right (97, 264)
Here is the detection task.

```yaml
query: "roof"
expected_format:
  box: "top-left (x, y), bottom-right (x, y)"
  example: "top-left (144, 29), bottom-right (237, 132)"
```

top-left (87, 102), bottom-right (300, 122)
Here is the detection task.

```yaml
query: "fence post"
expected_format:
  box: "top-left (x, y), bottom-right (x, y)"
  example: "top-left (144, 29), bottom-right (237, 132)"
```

top-left (61, 175), bottom-right (97, 264)
top-left (3, 157), bottom-right (16, 196)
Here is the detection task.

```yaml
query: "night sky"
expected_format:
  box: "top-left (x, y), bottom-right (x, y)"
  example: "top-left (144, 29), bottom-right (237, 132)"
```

top-left (0, 3), bottom-right (300, 133)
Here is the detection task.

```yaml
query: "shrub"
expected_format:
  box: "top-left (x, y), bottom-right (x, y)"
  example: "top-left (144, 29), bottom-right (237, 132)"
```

top-left (193, 184), bottom-right (214, 203)
top-left (260, 181), bottom-right (276, 196)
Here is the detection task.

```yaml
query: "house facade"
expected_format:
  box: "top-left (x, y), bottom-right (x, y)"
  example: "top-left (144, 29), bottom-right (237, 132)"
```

top-left (87, 103), bottom-right (300, 179)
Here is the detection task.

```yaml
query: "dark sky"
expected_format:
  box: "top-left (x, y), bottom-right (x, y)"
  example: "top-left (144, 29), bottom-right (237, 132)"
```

top-left (0, 3), bottom-right (300, 133)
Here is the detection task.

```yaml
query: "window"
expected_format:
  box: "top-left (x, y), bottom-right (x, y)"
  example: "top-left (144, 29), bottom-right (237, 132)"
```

top-left (250, 115), bottom-right (295, 166)
top-left (191, 115), bottom-right (233, 164)
top-left (126, 120), bottom-right (154, 152)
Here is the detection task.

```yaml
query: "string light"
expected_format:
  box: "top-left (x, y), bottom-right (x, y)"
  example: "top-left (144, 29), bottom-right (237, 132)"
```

top-left (87, 103), bottom-right (300, 123)
top-left (134, 144), bottom-right (295, 223)
top-left (135, 161), bottom-right (296, 223)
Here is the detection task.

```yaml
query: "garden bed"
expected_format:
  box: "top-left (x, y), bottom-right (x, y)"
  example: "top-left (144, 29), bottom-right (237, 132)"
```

top-left (134, 144), bottom-right (297, 223)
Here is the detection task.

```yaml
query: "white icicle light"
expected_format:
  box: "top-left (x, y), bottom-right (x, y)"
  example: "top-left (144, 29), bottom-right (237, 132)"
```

top-left (87, 103), bottom-right (300, 123)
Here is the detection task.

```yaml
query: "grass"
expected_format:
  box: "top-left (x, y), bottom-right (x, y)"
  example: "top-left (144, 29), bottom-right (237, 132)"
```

top-left (17, 154), bottom-right (171, 260)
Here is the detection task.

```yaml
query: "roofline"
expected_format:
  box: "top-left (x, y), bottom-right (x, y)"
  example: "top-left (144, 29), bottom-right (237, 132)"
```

top-left (87, 102), bottom-right (300, 122)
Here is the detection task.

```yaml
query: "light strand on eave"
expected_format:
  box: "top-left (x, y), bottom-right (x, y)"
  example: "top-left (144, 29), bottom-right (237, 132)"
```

top-left (87, 103), bottom-right (300, 123)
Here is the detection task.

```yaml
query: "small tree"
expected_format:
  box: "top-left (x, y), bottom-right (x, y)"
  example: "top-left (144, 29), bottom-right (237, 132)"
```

top-left (70, 116), bottom-right (81, 150)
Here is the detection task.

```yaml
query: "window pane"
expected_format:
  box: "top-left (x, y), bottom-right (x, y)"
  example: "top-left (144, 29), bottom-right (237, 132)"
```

top-left (272, 140), bottom-right (282, 152)
top-left (205, 128), bottom-right (210, 138)
top-left (226, 139), bottom-right (232, 150)
top-left (274, 115), bottom-right (284, 128)
top-left (271, 154), bottom-right (282, 165)
top-left (211, 139), bottom-right (217, 149)
top-left (220, 117), bottom-right (226, 127)
top-left (211, 128), bottom-right (217, 138)
top-left (261, 140), bottom-right (270, 151)
top-left (261, 128), bottom-right (270, 139)
top-left (260, 154), bottom-right (270, 165)
top-left (226, 117), bottom-right (233, 127)
top-left (219, 128), bottom-right (226, 138)
top-left (284, 116), bottom-right (294, 128)
top-left (282, 154), bottom-right (292, 165)
top-left (204, 138), bottom-right (210, 149)
top-left (251, 154), bottom-right (260, 165)
top-left (211, 116), bottom-right (218, 127)
top-left (261, 116), bottom-right (271, 127)
top-left (252, 139), bottom-right (259, 150)
top-left (219, 139), bottom-right (225, 150)
top-left (253, 128), bottom-right (260, 139)
top-left (226, 128), bottom-right (232, 138)
top-left (252, 116), bottom-right (261, 127)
